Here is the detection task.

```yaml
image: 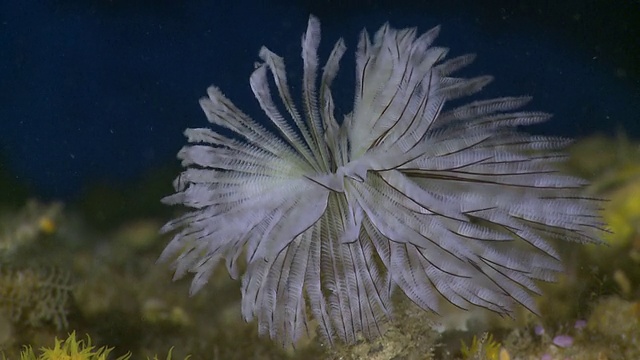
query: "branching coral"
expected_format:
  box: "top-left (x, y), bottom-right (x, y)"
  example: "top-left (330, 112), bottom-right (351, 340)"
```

top-left (0, 266), bottom-right (71, 331)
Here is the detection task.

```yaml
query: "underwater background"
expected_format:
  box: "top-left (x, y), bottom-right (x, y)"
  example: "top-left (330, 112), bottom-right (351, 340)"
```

top-left (1, 0), bottom-right (639, 359)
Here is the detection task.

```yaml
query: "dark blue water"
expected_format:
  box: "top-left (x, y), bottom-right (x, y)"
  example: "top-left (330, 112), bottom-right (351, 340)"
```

top-left (1, 0), bottom-right (638, 199)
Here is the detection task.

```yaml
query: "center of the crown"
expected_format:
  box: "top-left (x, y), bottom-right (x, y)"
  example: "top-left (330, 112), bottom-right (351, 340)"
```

top-left (304, 160), bottom-right (370, 193)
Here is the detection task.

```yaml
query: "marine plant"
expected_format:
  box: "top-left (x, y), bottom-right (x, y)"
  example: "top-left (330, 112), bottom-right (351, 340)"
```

top-left (160, 16), bottom-right (604, 346)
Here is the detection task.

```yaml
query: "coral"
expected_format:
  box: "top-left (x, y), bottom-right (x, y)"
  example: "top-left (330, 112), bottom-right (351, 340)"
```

top-left (17, 332), bottom-right (128, 360)
top-left (8, 332), bottom-right (187, 360)
top-left (141, 298), bottom-right (192, 329)
top-left (601, 174), bottom-right (640, 247)
top-left (460, 333), bottom-right (502, 360)
top-left (563, 135), bottom-right (640, 298)
top-left (331, 301), bottom-right (440, 360)
top-left (587, 297), bottom-right (640, 343)
top-left (0, 200), bottom-right (62, 260)
top-left (566, 134), bottom-right (640, 247)
top-left (0, 266), bottom-right (71, 331)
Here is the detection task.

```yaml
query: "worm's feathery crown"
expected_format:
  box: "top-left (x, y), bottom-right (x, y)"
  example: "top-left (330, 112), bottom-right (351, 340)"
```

top-left (160, 16), bottom-right (604, 346)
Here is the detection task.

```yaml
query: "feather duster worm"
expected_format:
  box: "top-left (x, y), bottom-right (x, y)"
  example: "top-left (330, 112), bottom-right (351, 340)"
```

top-left (160, 16), bottom-right (604, 346)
